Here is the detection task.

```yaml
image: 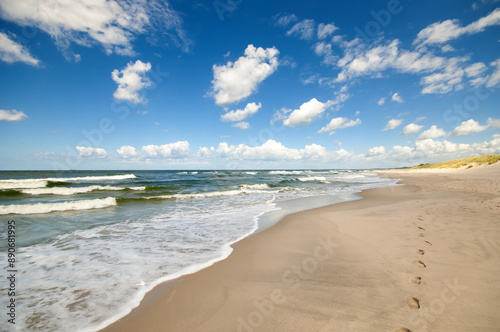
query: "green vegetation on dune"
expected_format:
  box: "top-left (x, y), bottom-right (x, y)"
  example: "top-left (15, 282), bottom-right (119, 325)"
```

top-left (412, 155), bottom-right (500, 169)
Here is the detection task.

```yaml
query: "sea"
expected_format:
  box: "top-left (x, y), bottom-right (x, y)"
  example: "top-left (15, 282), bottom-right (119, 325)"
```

top-left (0, 169), bottom-right (397, 331)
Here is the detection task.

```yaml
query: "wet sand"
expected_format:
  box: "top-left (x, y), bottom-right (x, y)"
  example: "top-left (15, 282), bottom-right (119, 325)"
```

top-left (101, 163), bottom-right (500, 331)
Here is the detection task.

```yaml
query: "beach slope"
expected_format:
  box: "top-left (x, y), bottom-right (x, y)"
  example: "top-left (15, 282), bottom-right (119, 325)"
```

top-left (102, 163), bottom-right (500, 331)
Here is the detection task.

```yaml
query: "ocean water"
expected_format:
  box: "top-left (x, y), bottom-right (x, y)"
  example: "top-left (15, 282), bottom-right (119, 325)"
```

top-left (0, 170), bottom-right (397, 331)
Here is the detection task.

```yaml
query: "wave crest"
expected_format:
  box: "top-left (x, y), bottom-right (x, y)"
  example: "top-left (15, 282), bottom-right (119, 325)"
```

top-left (0, 197), bottom-right (117, 215)
top-left (0, 174), bottom-right (136, 189)
top-left (21, 186), bottom-right (145, 196)
top-left (298, 176), bottom-right (328, 182)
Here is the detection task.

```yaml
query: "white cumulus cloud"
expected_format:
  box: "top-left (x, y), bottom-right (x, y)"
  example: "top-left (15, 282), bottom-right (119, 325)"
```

top-left (417, 125), bottom-right (447, 140)
top-left (367, 146), bottom-right (386, 157)
top-left (197, 146), bottom-right (215, 158)
top-left (392, 92), bottom-right (403, 103)
top-left (282, 98), bottom-right (331, 127)
top-left (0, 109), bottom-right (28, 121)
top-left (141, 141), bottom-right (190, 158)
top-left (487, 117), bottom-right (500, 128)
top-left (117, 146), bottom-right (137, 158)
top-left (232, 121), bottom-right (250, 130)
top-left (0, 32), bottom-right (39, 66)
top-left (377, 97), bottom-right (386, 105)
top-left (215, 139), bottom-right (336, 161)
top-left (400, 123), bottom-right (424, 136)
top-left (211, 45), bottom-right (279, 106)
top-left (112, 60), bottom-right (152, 104)
top-left (452, 119), bottom-right (489, 136)
top-left (75, 146), bottom-right (107, 158)
top-left (383, 119), bottom-right (403, 131)
top-left (221, 102), bottom-right (261, 122)
top-left (318, 117), bottom-right (361, 135)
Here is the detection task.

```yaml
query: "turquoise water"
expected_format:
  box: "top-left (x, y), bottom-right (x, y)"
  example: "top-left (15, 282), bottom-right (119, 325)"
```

top-left (0, 170), bottom-right (396, 331)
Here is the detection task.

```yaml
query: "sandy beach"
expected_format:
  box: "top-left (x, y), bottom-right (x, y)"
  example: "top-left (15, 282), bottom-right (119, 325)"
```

top-left (101, 163), bottom-right (500, 332)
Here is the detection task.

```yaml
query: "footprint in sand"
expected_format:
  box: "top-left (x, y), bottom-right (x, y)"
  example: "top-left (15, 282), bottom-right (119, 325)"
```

top-left (395, 328), bottom-right (411, 332)
top-left (408, 297), bottom-right (420, 309)
top-left (417, 260), bottom-right (426, 268)
top-left (417, 215), bottom-right (423, 221)
top-left (424, 241), bottom-right (432, 246)
top-left (417, 249), bottom-right (425, 255)
top-left (418, 233), bottom-right (425, 237)
top-left (411, 276), bottom-right (421, 284)
top-left (418, 226), bottom-right (425, 230)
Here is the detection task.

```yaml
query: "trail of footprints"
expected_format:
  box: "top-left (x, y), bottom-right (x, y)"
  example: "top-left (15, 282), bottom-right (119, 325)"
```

top-left (397, 215), bottom-right (432, 332)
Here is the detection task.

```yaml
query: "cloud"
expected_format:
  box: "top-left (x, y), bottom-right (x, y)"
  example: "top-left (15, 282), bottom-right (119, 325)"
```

top-left (414, 139), bottom-right (472, 156)
top-left (116, 146), bottom-right (137, 158)
top-left (317, 23), bottom-right (338, 39)
top-left (383, 119), bottom-right (403, 131)
top-left (331, 38), bottom-right (476, 95)
top-left (417, 125), bottom-right (447, 140)
top-left (414, 8), bottom-right (500, 47)
top-left (232, 121), bottom-right (250, 130)
top-left (197, 146), bottom-right (215, 158)
top-left (392, 92), bottom-right (403, 103)
top-left (212, 45), bottom-right (279, 106)
top-left (112, 60), bottom-right (152, 104)
top-left (215, 139), bottom-right (342, 161)
top-left (465, 62), bottom-right (487, 77)
top-left (0, 0), bottom-right (191, 59)
top-left (377, 97), bottom-right (386, 105)
top-left (221, 102), bottom-right (261, 122)
top-left (278, 86), bottom-right (349, 127)
top-left (487, 117), bottom-right (500, 128)
top-left (318, 117), bottom-right (361, 135)
top-left (420, 56), bottom-right (469, 94)
top-left (0, 32), bottom-right (39, 66)
top-left (367, 146), bottom-right (386, 157)
top-left (389, 137), bottom-right (500, 164)
top-left (486, 58), bottom-right (500, 87)
top-left (0, 109), bottom-right (28, 121)
top-left (313, 42), bottom-right (337, 65)
top-left (282, 98), bottom-right (331, 127)
top-left (441, 44), bottom-right (456, 52)
top-left (400, 123), bottom-right (424, 136)
top-left (273, 13), bottom-right (298, 27)
top-left (75, 146), bottom-right (107, 158)
top-left (286, 19), bottom-right (316, 40)
top-left (334, 39), bottom-right (448, 86)
top-left (141, 141), bottom-right (190, 158)
top-left (452, 119), bottom-right (488, 136)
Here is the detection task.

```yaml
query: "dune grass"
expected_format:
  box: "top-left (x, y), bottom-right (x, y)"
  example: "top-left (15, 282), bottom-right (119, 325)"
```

top-left (411, 154), bottom-right (500, 169)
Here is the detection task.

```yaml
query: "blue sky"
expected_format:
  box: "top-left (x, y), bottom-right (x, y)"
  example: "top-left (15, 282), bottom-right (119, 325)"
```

top-left (0, 0), bottom-right (499, 170)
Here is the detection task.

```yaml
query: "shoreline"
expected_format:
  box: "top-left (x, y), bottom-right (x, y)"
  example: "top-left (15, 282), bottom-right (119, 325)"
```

top-left (101, 164), bottom-right (500, 331)
top-left (92, 182), bottom-right (393, 332)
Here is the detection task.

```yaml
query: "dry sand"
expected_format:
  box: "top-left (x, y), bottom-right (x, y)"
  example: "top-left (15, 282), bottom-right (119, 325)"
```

top-left (101, 163), bottom-right (500, 332)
